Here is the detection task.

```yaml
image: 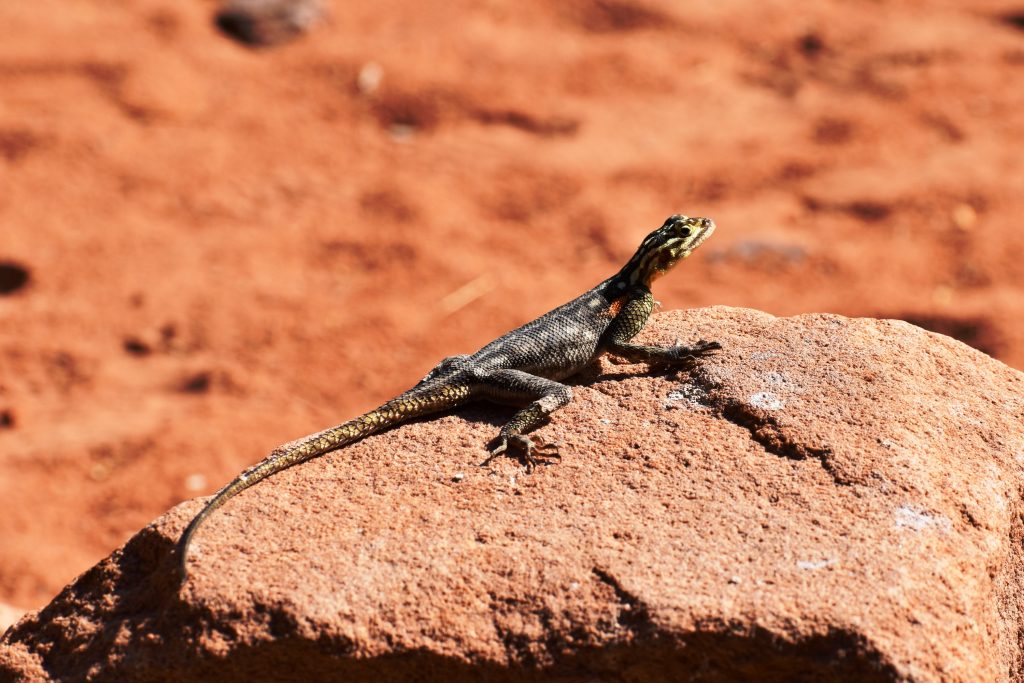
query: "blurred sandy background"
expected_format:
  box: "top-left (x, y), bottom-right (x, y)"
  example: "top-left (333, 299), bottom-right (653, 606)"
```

top-left (1, 0), bottom-right (1023, 616)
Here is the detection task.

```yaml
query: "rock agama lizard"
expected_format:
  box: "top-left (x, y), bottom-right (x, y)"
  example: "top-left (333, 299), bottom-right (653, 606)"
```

top-left (178, 214), bottom-right (719, 576)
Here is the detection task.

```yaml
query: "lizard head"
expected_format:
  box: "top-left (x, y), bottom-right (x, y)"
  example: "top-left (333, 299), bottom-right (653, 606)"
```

top-left (620, 214), bottom-right (716, 287)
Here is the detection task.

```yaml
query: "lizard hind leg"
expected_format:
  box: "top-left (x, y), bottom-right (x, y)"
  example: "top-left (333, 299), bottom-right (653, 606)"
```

top-left (476, 369), bottom-right (573, 472)
top-left (416, 354), bottom-right (471, 386)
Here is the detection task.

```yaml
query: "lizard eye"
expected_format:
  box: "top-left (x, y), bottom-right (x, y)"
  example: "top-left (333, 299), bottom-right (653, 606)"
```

top-left (679, 227), bottom-right (691, 237)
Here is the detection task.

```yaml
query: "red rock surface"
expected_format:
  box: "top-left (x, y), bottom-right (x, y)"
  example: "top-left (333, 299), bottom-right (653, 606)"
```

top-left (3, 309), bottom-right (1024, 681)
top-left (2, 0), bottom-right (1024, 630)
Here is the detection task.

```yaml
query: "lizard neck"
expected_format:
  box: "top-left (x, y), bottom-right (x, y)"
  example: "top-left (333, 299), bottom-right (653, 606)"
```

top-left (612, 249), bottom-right (675, 289)
top-left (599, 272), bottom-right (650, 299)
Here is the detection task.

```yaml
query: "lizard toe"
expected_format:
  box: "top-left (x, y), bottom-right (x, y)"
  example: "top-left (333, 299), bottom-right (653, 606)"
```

top-left (480, 438), bottom-right (509, 467)
top-left (484, 434), bottom-right (560, 472)
top-left (532, 440), bottom-right (561, 457)
top-left (523, 438), bottom-right (561, 471)
top-left (672, 339), bottom-right (722, 360)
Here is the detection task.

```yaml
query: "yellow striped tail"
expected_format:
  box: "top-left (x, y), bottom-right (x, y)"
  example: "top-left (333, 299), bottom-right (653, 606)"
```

top-left (177, 383), bottom-right (470, 578)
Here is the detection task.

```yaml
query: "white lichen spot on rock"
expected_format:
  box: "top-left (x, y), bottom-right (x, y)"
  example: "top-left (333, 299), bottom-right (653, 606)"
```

top-left (894, 506), bottom-right (952, 533)
top-left (797, 558), bottom-right (837, 570)
top-left (748, 392), bottom-right (784, 411)
top-left (665, 383), bottom-right (710, 410)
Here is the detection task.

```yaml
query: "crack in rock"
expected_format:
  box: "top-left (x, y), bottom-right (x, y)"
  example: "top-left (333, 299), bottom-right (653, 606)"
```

top-left (592, 567), bottom-right (653, 636)
top-left (720, 401), bottom-right (829, 462)
top-left (682, 369), bottom-right (852, 486)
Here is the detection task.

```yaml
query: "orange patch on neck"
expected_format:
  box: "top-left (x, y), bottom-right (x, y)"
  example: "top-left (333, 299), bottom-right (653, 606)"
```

top-left (606, 295), bottom-right (628, 318)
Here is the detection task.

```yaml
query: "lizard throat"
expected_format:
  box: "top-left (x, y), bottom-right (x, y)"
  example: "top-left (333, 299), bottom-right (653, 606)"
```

top-left (619, 250), bottom-right (684, 287)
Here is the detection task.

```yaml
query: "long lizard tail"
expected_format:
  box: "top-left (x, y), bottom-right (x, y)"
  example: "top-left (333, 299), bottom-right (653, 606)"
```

top-left (177, 382), bottom-right (470, 578)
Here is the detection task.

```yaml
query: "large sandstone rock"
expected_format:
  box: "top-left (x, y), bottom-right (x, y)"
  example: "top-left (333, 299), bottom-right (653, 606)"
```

top-left (3, 307), bottom-right (1023, 682)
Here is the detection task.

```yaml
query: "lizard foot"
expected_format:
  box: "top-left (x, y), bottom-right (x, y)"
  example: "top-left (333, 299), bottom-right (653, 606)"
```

top-left (483, 434), bottom-right (561, 473)
top-left (667, 339), bottom-right (721, 364)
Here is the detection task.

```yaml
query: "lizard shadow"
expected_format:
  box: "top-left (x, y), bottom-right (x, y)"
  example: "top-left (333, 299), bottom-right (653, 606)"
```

top-left (439, 360), bottom-right (702, 468)
top-left (452, 359), bottom-right (700, 425)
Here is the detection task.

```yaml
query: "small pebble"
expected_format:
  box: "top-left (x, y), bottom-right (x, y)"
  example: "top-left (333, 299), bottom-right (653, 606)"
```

top-left (0, 261), bottom-right (30, 296)
top-left (357, 62), bottom-right (383, 95)
top-left (185, 473), bottom-right (208, 492)
top-left (215, 0), bottom-right (324, 47)
top-left (951, 203), bottom-right (977, 230)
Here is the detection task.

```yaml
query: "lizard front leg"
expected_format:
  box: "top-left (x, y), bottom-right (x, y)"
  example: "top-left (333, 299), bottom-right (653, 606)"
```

top-left (603, 288), bottom-right (720, 365)
top-left (475, 369), bottom-right (573, 472)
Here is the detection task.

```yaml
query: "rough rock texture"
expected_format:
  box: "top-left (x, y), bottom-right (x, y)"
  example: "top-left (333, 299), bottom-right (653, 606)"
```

top-left (3, 307), bottom-right (1024, 682)
top-left (4, 0), bottom-right (1024, 613)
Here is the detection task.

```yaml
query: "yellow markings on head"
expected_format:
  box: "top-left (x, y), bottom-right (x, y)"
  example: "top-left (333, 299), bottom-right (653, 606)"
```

top-left (618, 215), bottom-right (716, 288)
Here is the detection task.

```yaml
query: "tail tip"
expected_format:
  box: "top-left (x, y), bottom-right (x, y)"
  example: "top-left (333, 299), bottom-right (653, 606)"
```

top-left (177, 553), bottom-right (190, 583)
top-left (175, 518), bottom-right (199, 584)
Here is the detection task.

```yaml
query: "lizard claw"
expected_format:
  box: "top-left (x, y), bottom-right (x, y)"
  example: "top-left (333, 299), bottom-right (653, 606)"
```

top-left (670, 339), bottom-right (721, 361)
top-left (480, 439), bottom-right (508, 468)
top-left (526, 440), bottom-right (561, 471)
top-left (693, 339), bottom-right (722, 353)
top-left (482, 434), bottom-right (560, 472)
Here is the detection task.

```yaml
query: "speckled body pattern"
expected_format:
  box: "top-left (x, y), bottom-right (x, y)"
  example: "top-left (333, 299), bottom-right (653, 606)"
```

top-left (177, 215), bottom-right (720, 576)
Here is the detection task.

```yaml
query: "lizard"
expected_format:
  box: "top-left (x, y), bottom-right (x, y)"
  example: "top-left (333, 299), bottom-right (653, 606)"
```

top-left (177, 214), bottom-right (720, 577)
